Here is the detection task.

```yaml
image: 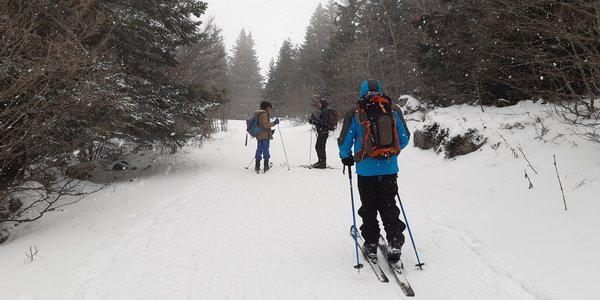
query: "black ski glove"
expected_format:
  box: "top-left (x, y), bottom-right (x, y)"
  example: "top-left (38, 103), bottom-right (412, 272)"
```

top-left (341, 156), bottom-right (355, 166)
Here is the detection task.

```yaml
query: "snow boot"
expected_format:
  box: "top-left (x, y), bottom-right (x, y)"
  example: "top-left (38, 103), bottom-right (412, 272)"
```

top-left (263, 160), bottom-right (270, 172)
top-left (311, 160), bottom-right (326, 169)
top-left (363, 243), bottom-right (378, 262)
top-left (388, 238), bottom-right (403, 263)
top-left (255, 160), bottom-right (261, 172)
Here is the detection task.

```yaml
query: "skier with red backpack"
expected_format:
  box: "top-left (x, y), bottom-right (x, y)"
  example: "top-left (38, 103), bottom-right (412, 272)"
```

top-left (338, 79), bottom-right (410, 263)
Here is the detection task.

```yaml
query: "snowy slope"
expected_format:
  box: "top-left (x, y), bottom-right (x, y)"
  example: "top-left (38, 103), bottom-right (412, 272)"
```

top-left (1, 102), bottom-right (598, 300)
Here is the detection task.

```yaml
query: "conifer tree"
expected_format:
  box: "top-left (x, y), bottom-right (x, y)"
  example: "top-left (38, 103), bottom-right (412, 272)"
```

top-left (298, 3), bottom-right (335, 104)
top-left (227, 30), bottom-right (263, 118)
top-left (173, 18), bottom-right (228, 90)
top-left (264, 40), bottom-right (302, 115)
top-left (322, 0), bottom-right (362, 107)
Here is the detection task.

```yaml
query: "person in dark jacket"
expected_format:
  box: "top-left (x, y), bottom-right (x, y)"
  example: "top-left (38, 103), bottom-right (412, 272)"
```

top-left (338, 80), bottom-right (410, 262)
top-left (254, 101), bottom-right (279, 172)
top-left (309, 98), bottom-right (331, 169)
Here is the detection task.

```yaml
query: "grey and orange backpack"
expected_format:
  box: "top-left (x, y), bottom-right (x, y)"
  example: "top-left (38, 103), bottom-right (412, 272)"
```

top-left (355, 93), bottom-right (402, 161)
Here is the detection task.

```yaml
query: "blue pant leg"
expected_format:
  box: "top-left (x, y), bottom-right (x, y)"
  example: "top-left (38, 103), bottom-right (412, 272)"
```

top-left (255, 140), bottom-right (264, 160)
top-left (263, 140), bottom-right (270, 161)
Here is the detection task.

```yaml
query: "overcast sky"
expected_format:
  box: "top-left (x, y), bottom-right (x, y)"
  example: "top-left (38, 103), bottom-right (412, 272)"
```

top-left (204, 0), bottom-right (327, 76)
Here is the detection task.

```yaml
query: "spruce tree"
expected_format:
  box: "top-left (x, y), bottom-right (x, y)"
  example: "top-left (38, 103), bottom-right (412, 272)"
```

top-left (298, 3), bottom-right (335, 104)
top-left (264, 40), bottom-right (302, 116)
top-left (322, 0), bottom-right (362, 107)
top-left (227, 30), bottom-right (263, 118)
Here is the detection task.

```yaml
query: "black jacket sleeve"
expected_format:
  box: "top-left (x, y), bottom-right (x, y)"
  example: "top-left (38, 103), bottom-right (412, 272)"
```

top-left (310, 109), bottom-right (330, 130)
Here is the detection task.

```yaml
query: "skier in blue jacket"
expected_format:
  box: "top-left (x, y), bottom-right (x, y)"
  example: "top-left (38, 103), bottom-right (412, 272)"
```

top-left (338, 79), bottom-right (410, 262)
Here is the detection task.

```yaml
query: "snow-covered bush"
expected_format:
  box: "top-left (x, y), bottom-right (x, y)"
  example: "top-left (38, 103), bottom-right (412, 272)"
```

top-left (413, 123), bottom-right (448, 153)
top-left (444, 129), bottom-right (487, 159)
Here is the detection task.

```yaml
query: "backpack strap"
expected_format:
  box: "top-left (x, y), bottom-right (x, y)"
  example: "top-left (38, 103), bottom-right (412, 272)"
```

top-left (336, 107), bottom-right (358, 147)
top-left (355, 105), bottom-right (371, 162)
top-left (392, 104), bottom-right (410, 139)
top-left (258, 110), bottom-right (269, 129)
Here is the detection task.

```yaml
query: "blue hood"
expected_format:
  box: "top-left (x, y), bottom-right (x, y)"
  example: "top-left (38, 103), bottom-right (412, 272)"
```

top-left (359, 80), bottom-right (382, 98)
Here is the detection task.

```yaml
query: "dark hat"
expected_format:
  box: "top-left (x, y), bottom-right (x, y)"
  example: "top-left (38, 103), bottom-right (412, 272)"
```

top-left (318, 98), bottom-right (328, 108)
top-left (260, 101), bottom-right (272, 110)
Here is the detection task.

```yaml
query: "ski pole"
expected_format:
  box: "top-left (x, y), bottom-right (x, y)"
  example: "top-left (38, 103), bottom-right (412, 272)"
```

top-left (347, 165), bottom-right (364, 272)
top-left (397, 192), bottom-right (425, 270)
top-left (308, 127), bottom-right (313, 167)
top-left (245, 132), bottom-right (248, 146)
top-left (244, 157), bottom-right (255, 169)
top-left (277, 122), bottom-right (290, 170)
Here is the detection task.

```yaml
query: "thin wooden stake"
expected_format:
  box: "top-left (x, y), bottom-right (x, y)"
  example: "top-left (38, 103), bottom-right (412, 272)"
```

top-left (553, 155), bottom-right (568, 211)
top-left (518, 143), bottom-right (538, 174)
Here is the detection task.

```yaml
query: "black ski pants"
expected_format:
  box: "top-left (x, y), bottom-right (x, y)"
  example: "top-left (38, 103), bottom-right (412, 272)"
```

top-left (357, 174), bottom-right (406, 246)
top-left (315, 131), bottom-right (328, 162)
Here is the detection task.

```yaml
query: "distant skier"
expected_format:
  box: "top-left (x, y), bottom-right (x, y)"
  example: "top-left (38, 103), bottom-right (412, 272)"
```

top-left (308, 98), bottom-right (331, 169)
top-left (253, 101), bottom-right (279, 173)
top-left (338, 79), bottom-right (410, 262)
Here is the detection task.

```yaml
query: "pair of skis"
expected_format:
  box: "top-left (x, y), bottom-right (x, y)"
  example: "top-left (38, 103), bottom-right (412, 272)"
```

top-left (350, 225), bottom-right (415, 297)
top-left (253, 162), bottom-right (273, 174)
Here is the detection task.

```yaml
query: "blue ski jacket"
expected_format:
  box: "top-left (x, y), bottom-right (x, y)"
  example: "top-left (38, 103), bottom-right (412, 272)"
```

top-left (337, 105), bottom-right (410, 176)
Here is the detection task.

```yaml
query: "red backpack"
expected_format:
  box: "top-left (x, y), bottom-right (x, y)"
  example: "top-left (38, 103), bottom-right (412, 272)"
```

top-left (355, 94), bottom-right (401, 161)
top-left (327, 108), bottom-right (339, 131)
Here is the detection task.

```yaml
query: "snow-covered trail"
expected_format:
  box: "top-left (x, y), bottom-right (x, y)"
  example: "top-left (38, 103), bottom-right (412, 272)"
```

top-left (59, 121), bottom-right (537, 299)
top-left (5, 112), bottom-right (597, 299)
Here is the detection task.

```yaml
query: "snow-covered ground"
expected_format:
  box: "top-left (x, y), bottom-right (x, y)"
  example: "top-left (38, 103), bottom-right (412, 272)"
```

top-left (1, 101), bottom-right (599, 299)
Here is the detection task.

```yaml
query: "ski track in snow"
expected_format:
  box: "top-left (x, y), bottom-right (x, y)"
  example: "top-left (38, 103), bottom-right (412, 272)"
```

top-left (426, 216), bottom-right (545, 299)
top-left (4, 110), bottom-right (598, 299)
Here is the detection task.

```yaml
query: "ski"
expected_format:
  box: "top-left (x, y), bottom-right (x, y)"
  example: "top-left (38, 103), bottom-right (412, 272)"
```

top-left (378, 235), bottom-right (415, 297)
top-left (299, 164), bottom-right (339, 170)
top-left (262, 162), bottom-right (274, 174)
top-left (349, 226), bottom-right (389, 283)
